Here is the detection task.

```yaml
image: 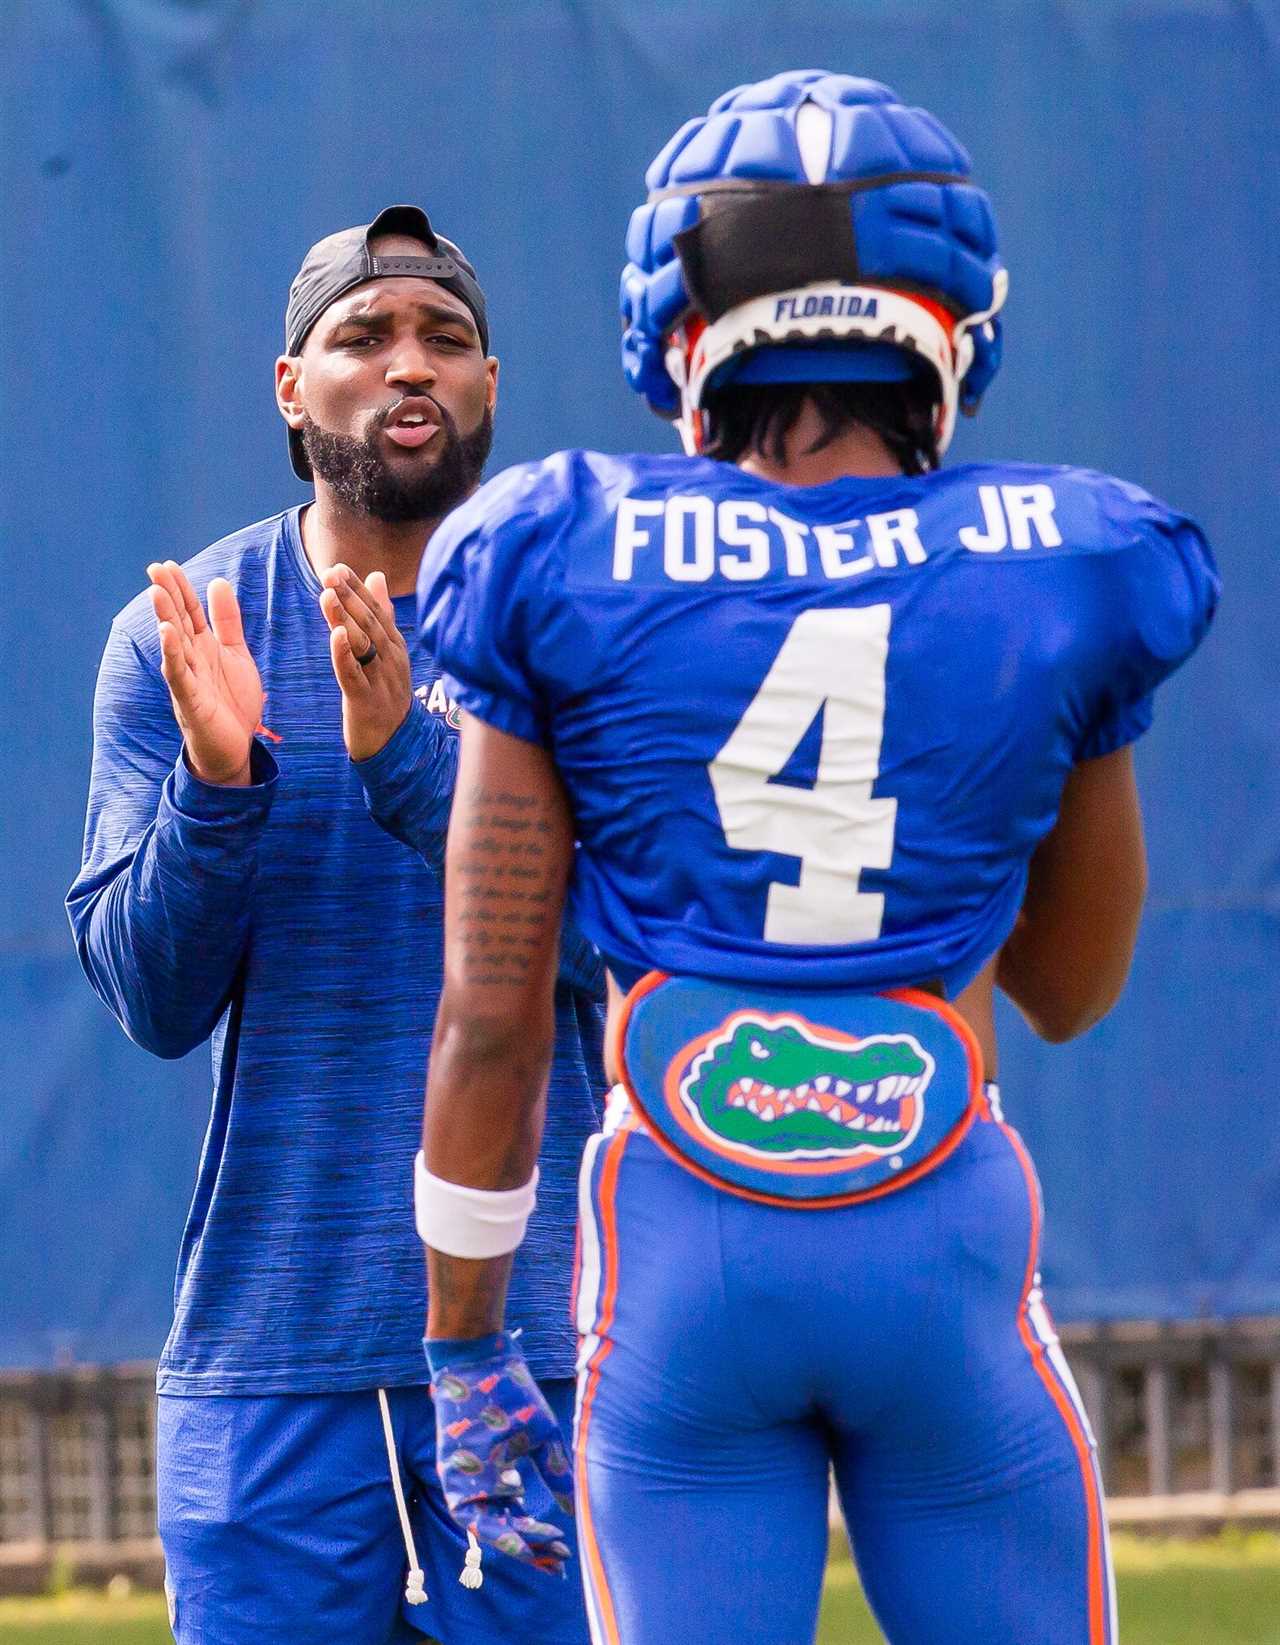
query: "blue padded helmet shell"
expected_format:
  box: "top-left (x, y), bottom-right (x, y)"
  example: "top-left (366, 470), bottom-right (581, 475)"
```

top-left (620, 71), bottom-right (1005, 425)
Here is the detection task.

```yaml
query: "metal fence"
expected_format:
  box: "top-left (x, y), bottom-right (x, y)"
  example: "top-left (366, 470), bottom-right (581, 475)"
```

top-left (0, 1365), bottom-right (161, 1591)
top-left (1, 1326), bottom-right (1278, 1587)
top-left (1063, 1318), bottom-right (1280, 1523)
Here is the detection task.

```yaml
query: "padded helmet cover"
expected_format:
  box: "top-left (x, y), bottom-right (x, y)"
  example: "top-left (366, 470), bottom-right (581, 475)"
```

top-left (620, 71), bottom-right (1006, 445)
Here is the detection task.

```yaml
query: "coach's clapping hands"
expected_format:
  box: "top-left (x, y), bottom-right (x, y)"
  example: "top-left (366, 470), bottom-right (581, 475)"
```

top-left (147, 561), bottom-right (262, 787)
top-left (319, 564), bottom-right (414, 763)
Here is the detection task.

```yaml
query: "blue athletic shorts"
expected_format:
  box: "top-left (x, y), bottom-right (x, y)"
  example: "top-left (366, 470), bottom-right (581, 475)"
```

top-left (157, 1376), bottom-right (585, 1645)
top-left (573, 1089), bottom-right (1116, 1645)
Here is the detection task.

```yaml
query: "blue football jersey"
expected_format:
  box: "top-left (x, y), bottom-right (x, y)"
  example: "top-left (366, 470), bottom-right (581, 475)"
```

top-left (418, 453), bottom-right (1217, 996)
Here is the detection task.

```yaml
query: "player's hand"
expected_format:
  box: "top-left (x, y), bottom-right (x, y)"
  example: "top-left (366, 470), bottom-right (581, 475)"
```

top-left (319, 565), bottom-right (413, 763)
top-left (425, 1331), bottom-right (574, 1575)
top-left (147, 562), bottom-right (262, 787)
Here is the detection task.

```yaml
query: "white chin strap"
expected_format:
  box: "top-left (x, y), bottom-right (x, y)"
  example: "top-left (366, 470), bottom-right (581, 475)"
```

top-left (668, 271), bottom-right (1008, 457)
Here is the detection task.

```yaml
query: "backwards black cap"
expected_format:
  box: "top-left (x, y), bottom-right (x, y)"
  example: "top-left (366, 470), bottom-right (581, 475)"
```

top-left (283, 204), bottom-right (489, 480)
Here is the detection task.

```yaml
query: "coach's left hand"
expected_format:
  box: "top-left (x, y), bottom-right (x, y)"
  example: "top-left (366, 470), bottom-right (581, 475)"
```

top-left (320, 565), bottom-right (413, 762)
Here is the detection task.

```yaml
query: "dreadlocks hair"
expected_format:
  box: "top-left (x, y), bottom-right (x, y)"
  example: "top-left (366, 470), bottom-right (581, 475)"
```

top-left (700, 375), bottom-right (942, 475)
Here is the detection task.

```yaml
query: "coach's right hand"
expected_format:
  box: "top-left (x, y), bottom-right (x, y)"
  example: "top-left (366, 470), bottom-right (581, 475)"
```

top-left (147, 562), bottom-right (262, 787)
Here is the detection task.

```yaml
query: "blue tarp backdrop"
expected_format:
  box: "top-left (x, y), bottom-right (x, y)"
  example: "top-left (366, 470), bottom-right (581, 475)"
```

top-left (2, 0), bottom-right (1277, 1368)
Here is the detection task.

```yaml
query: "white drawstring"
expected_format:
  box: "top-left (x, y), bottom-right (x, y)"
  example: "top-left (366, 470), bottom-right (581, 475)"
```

top-left (377, 1389), bottom-right (427, 1606)
top-left (460, 1527), bottom-right (484, 1590)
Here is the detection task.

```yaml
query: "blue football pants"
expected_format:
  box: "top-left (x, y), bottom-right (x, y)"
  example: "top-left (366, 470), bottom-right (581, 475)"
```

top-left (573, 1095), bottom-right (1116, 1645)
top-left (157, 1376), bottom-right (585, 1645)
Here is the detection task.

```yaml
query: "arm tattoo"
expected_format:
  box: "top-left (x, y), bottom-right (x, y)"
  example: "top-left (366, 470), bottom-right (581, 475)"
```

top-left (453, 784), bottom-right (562, 988)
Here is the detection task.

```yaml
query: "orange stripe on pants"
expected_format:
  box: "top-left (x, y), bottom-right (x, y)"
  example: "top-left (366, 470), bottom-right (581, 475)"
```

top-left (1002, 1122), bottom-right (1109, 1645)
top-left (575, 1118), bottom-right (636, 1645)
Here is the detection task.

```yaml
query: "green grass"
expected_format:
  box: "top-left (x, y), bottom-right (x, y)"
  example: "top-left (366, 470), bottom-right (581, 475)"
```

top-left (0, 1534), bottom-right (1276, 1642)
top-left (818, 1531), bottom-right (1280, 1643)
top-left (0, 1590), bottom-right (173, 1644)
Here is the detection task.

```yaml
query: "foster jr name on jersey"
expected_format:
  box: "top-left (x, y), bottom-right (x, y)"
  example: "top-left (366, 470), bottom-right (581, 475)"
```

top-left (612, 483), bottom-right (1063, 584)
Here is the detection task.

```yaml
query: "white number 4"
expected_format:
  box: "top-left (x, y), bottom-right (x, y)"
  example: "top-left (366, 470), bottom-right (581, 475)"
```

top-left (708, 606), bottom-right (897, 945)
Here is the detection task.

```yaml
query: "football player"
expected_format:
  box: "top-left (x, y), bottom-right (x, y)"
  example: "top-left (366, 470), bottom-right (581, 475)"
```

top-left (411, 74), bottom-right (1218, 1644)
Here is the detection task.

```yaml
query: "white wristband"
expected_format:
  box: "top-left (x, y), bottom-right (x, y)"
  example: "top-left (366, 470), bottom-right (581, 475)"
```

top-left (414, 1152), bottom-right (539, 1259)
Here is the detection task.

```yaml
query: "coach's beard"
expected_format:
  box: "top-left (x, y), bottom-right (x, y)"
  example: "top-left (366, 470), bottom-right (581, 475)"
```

top-left (300, 401), bottom-right (494, 524)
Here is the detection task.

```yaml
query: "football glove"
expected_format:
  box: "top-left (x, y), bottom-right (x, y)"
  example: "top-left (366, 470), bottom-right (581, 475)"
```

top-left (425, 1330), bottom-right (574, 1574)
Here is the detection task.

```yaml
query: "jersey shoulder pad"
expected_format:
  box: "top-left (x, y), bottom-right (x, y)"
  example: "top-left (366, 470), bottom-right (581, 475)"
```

top-left (418, 456), bottom-right (614, 744)
top-left (1045, 464), bottom-right (1191, 545)
top-left (1068, 469), bottom-right (1218, 758)
top-left (427, 449), bottom-right (621, 564)
top-left (1066, 465), bottom-right (1218, 658)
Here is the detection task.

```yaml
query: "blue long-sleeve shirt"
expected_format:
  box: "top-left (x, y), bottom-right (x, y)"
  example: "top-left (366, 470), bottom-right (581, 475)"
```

top-left (67, 506), bottom-right (605, 1393)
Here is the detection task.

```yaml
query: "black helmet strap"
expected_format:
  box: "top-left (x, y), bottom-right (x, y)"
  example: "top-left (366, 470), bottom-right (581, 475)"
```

top-left (673, 187), bottom-right (861, 322)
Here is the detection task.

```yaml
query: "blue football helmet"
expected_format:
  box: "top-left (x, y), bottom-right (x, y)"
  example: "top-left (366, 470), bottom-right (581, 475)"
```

top-left (620, 71), bottom-right (1007, 455)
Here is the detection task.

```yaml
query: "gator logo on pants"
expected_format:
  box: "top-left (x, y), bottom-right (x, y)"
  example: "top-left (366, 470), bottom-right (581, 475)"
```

top-left (671, 1014), bottom-right (933, 1166)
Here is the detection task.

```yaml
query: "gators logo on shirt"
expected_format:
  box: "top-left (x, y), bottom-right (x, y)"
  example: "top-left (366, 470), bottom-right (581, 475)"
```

top-left (670, 1014), bottom-right (932, 1165)
top-left (416, 677), bottom-right (462, 730)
